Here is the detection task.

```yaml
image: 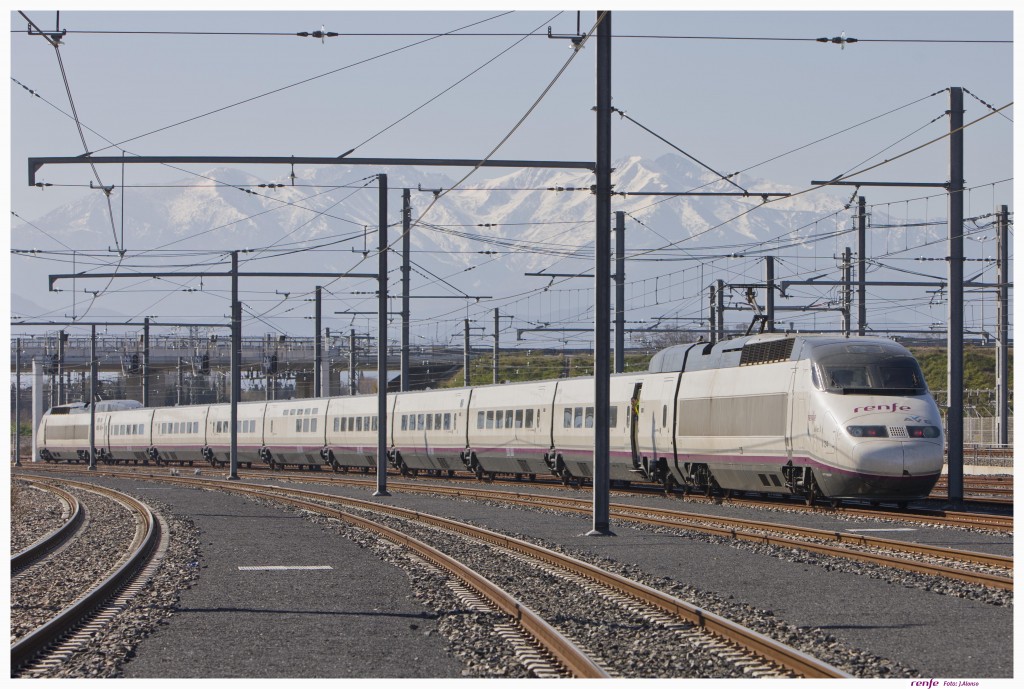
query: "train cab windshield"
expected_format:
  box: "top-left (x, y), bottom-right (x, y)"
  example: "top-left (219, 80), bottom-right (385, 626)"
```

top-left (809, 343), bottom-right (928, 396)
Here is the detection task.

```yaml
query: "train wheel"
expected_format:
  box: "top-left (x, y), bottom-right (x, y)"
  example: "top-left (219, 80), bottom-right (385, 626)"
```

top-left (829, 498), bottom-right (841, 508)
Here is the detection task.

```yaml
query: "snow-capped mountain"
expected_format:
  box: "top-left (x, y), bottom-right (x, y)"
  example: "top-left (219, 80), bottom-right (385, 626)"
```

top-left (10, 154), bottom-right (946, 338)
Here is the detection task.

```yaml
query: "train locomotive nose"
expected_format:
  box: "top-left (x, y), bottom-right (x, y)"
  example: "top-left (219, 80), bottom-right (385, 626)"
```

top-left (848, 439), bottom-right (905, 478)
top-left (902, 436), bottom-right (944, 476)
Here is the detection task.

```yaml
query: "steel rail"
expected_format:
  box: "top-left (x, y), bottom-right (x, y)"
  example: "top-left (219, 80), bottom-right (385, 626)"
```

top-left (16, 462), bottom-right (1013, 531)
top-left (10, 478), bottom-right (161, 675)
top-left (203, 479), bottom-right (848, 679)
top-left (201, 471), bottom-right (1011, 572)
top-left (355, 482), bottom-right (1012, 589)
top-left (11, 480), bottom-right (84, 575)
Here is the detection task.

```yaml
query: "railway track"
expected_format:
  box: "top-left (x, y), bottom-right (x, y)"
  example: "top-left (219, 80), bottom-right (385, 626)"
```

top-left (11, 481), bottom-right (85, 577)
top-left (266, 474), bottom-right (1013, 590)
top-left (10, 478), bottom-right (166, 678)
top-left (154, 475), bottom-right (853, 678)
top-left (19, 460), bottom-right (1013, 532)
top-left (11, 467), bottom-right (850, 678)
top-left (14, 464), bottom-right (1012, 590)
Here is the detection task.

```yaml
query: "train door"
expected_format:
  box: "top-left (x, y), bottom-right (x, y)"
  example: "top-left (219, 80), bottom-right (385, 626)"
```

top-left (629, 382), bottom-right (642, 471)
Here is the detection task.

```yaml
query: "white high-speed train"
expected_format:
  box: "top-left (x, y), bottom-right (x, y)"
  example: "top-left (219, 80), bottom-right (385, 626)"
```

top-left (37, 334), bottom-right (945, 505)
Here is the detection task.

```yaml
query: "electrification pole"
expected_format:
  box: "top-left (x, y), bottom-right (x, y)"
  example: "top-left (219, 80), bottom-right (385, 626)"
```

top-left (995, 205), bottom-right (1009, 446)
top-left (614, 210), bottom-right (625, 373)
top-left (401, 188), bottom-right (411, 392)
top-left (314, 286), bottom-right (322, 398)
top-left (858, 196), bottom-right (867, 336)
top-left (946, 87), bottom-right (965, 505)
top-left (88, 325), bottom-right (96, 471)
top-left (374, 174), bottom-right (390, 497)
top-left (590, 9), bottom-right (613, 536)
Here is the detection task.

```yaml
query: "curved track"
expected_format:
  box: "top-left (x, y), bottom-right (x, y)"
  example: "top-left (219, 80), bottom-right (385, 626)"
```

top-left (11, 481), bottom-right (85, 577)
top-left (10, 478), bottom-right (165, 678)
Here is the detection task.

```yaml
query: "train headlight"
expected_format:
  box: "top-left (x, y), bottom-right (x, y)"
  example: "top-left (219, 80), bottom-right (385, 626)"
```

top-left (846, 425), bottom-right (888, 438)
top-left (907, 425), bottom-right (940, 438)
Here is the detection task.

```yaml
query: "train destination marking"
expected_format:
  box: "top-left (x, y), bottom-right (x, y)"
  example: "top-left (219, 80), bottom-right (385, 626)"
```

top-left (237, 565), bottom-right (334, 571)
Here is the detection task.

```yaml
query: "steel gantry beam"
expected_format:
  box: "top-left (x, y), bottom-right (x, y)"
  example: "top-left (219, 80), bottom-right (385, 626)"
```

top-left (28, 155), bottom-right (595, 186)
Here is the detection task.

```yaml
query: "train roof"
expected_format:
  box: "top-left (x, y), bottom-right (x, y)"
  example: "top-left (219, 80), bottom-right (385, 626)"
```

top-left (648, 334), bottom-right (911, 373)
top-left (45, 399), bottom-right (144, 415)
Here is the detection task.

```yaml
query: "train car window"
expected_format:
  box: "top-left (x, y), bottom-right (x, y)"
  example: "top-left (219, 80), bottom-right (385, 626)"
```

top-left (526, 409), bottom-right (534, 428)
top-left (434, 413), bottom-right (441, 430)
top-left (573, 407), bottom-right (582, 428)
top-left (311, 419), bottom-right (318, 432)
top-left (426, 414), bottom-right (433, 431)
top-left (444, 413), bottom-right (451, 430)
top-left (313, 408), bottom-right (319, 415)
top-left (400, 415), bottom-right (407, 431)
top-left (416, 414), bottom-right (424, 431)
top-left (564, 408), bottom-right (572, 428)
top-left (505, 410), bottom-right (513, 429)
top-left (585, 407), bottom-right (594, 428)
top-left (364, 416), bottom-right (371, 431)
top-left (608, 406), bottom-right (618, 429)
top-left (372, 417), bottom-right (378, 431)
top-left (356, 417), bottom-right (363, 432)
top-left (515, 409), bottom-right (524, 428)
top-left (333, 417), bottom-right (339, 432)
top-left (880, 366), bottom-right (921, 389)
top-left (486, 411), bottom-right (495, 429)
top-left (477, 412), bottom-right (484, 429)
top-left (810, 365), bottom-right (822, 390)
top-left (303, 418), bottom-right (310, 433)
top-left (171, 422), bottom-right (178, 434)
top-left (294, 419), bottom-right (301, 433)
top-left (495, 410), bottom-right (504, 428)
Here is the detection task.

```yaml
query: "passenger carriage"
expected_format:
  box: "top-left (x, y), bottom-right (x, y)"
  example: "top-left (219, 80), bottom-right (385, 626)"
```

top-left (391, 388), bottom-right (468, 476)
top-left (205, 401), bottom-right (268, 468)
top-left (466, 382), bottom-right (554, 479)
top-left (104, 406), bottom-right (156, 465)
top-left (259, 399), bottom-right (328, 468)
top-left (152, 405), bottom-right (209, 466)
top-left (324, 394), bottom-right (385, 472)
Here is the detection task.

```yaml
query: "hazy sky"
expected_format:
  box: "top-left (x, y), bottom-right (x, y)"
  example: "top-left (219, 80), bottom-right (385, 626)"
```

top-left (4, 2), bottom-right (1017, 345)
top-left (7, 3), bottom-right (1014, 218)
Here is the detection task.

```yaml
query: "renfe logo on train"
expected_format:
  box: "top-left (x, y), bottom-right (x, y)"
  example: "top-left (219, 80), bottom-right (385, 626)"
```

top-left (853, 403), bottom-right (913, 414)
